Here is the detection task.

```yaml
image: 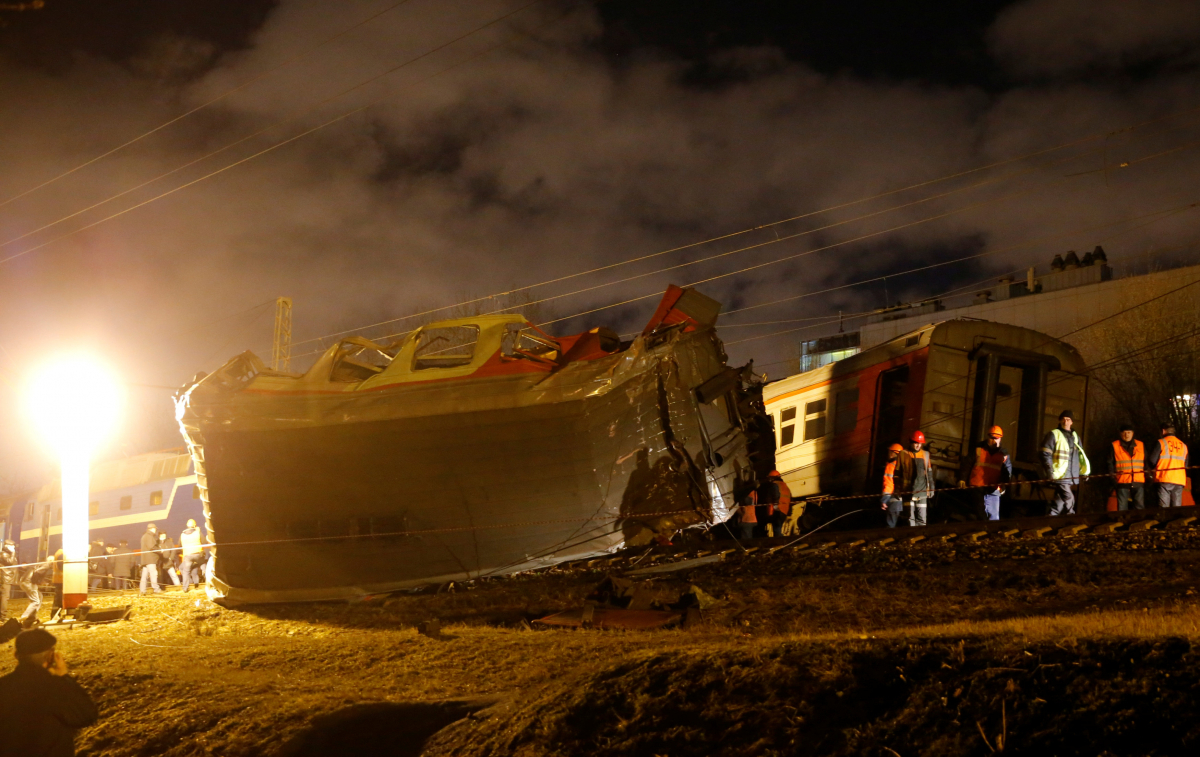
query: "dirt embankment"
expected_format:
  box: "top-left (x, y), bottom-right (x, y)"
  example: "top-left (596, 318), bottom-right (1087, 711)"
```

top-left (2, 524), bottom-right (1197, 756)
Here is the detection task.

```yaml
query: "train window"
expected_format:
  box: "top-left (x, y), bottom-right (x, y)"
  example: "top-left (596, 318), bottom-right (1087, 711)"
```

top-left (119, 495), bottom-right (132, 511)
top-left (779, 407), bottom-right (797, 447)
top-left (804, 399), bottom-right (827, 441)
top-left (89, 501), bottom-right (99, 516)
top-left (150, 491), bottom-right (164, 507)
top-left (413, 325), bottom-right (479, 371)
top-left (834, 389), bottom-right (859, 435)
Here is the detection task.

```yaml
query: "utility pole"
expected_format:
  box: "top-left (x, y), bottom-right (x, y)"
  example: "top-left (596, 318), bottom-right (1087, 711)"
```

top-left (272, 297), bottom-right (292, 372)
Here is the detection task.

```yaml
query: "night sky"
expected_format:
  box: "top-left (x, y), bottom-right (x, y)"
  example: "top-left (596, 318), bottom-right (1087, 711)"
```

top-left (2, 0), bottom-right (1200, 483)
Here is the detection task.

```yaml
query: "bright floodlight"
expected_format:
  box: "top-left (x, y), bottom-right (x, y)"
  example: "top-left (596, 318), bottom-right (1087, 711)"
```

top-left (25, 354), bottom-right (122, 611)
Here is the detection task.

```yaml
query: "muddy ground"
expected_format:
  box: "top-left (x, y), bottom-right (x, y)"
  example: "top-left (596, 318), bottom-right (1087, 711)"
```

top-left (3, 524), bottom-right (1199, 756)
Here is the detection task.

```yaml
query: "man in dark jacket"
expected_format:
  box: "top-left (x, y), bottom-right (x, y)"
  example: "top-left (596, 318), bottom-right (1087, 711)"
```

top-left (139, 523), bottom-right (160, 595)
top-left (0, 628), bottom-right (98, 756)
top-left (111, 540), bottom-right (133, 590)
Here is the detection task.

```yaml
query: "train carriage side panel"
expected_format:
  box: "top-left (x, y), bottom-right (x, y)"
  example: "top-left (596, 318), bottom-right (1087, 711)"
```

top-left (16, 451), bottom-right (205, 564)
top-left (768, 320), bottom-right (1088, 510)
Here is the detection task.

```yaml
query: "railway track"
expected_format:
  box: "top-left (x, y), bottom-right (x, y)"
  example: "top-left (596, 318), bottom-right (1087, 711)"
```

top-left (566, 506), bottom-right (1200, 577)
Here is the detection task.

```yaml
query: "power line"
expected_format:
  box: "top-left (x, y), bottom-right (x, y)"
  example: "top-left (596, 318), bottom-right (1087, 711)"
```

top-left (286, 104), bottom-right (1200, 349)
top-left (716, 200), bottom-right (1200, 341)
top-left (0, 0), bottom-right (549, 267)
top-left (0, 0), bottom-right (418, 213)
top-left (287, 190), bottom-right (1200, 362)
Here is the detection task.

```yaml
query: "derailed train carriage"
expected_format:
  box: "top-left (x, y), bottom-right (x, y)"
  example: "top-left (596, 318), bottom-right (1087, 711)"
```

top-left (175, 286), bottom-right (770, 605)
top-left (764, 320), bottom-right (1089, 527)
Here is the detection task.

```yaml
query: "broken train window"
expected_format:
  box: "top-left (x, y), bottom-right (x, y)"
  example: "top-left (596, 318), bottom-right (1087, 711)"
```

top-left (413, 325), bottom-right (479, 371)
top-left (330, 338), bottom-right (397, 383)
top-left (501, 324), bottom-right (559, 364)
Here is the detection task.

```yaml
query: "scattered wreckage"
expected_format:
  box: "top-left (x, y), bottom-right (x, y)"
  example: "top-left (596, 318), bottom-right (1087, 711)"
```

top-left (175, 286), bottom-right (771, 605)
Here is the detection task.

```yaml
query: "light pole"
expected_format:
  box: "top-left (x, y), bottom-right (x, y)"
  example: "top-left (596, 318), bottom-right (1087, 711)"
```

top-left (25, 355), bottom-right (121, 611)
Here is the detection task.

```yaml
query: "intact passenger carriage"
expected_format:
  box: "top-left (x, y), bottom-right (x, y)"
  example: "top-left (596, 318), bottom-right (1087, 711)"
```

top-left (4, 450), bottom-right (204, 563)
top-left (764, 320), bottom-right (1088, 525)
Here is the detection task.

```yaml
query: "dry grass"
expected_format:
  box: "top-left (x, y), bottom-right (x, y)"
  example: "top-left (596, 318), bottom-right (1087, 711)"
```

top-left (2, 532), bottom-right (1198, 755)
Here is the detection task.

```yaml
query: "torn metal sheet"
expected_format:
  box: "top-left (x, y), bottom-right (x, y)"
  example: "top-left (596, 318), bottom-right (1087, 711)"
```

top-left (174, 286), bottom-right (766, 605)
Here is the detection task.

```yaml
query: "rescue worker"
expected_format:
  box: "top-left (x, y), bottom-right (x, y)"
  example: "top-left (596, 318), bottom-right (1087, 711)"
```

top-left (1107, 424), bottom-right (1145, 510)
top-left (880, 443), bottom-right (905, 528)
top-left (139, 523), bottom-right (161, 595)
top-left (0, 540), bottom-right (17, 620)
top-left (180, 519), bottom-right (205, 592)
top-left (1147, 422), bottom-right (1189, 508)
top-left (969, 426), bottom-right (1012, 520)
top-left (0, 628), bottom-right (98, 757)
top-left (903, 430), bottom-right (934, 527)
top-left (736, 489), bottom-right (758, 540)
top-left (767, 471), bottom-right (792, 537)
top-left (1040, 409), bottom-right (1090, 515)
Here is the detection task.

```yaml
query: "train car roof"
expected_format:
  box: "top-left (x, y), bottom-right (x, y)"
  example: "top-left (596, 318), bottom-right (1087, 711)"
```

top-left (763, 319), bottom-right (1086, 402)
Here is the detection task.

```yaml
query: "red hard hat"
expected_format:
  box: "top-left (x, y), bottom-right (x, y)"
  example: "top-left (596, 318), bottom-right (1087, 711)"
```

top-left (911, 430), bottom-right (926, 443)
top-left (888, 443), bottom-right (904, 452)
top-left (989, 425), bottom-right (1004, 438)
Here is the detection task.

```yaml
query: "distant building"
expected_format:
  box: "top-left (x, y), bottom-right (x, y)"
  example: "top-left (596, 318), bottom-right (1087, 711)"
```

top-left (799, 332), bottom-right (861, 372)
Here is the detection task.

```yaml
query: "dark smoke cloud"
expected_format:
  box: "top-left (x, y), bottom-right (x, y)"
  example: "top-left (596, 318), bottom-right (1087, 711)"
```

top-left (1, 0), bottom-right (1199, 479)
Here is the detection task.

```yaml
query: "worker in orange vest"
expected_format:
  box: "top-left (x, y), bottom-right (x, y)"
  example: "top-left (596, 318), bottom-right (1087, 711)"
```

top-left (969, 425), bottom-right (1012, 520)
top-left (736, 489), bottom-right (758, 540)
top-left (881, 443), bottom-right (905, 528)
top-left (1147, 422), bottom-right (1189, 507)
top-left (1106, 424), bottom-right (1145, 510)
top-left (767, 470), bottom-right (792, 537)
top-left (902, 430), bottom-right (934, 527)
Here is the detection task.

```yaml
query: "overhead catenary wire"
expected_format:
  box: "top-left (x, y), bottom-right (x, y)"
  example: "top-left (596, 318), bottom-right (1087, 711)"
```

top-left (525, 181), bottom-right (1200, 333)
top-left (286, 104), bottom-right (1200, 349)
top-left (719, 202), bottom-right (1200, 347)
top-left (0, 0), bottom-right (419, 213)
top-left (286, 191), bottom-right (1200, 363)
top-left (0, 0), bottom-right (550, 267)
top-left (746, 238), bottom-right (1200, 376)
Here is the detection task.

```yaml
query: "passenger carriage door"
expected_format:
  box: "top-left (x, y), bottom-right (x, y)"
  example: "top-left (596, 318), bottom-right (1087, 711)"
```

top-left (870, 365), bottom-right (910, 480)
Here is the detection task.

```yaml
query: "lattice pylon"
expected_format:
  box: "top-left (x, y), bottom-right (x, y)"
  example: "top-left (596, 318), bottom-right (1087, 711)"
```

top-left (272, 296), bottom-right (293, 372)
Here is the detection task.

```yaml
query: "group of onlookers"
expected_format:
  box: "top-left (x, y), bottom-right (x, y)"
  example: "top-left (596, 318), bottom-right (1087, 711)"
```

top-left (0, 520), bottom-right (210, 629)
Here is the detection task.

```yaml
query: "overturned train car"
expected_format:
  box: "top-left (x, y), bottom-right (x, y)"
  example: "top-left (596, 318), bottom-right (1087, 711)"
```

top-left (175, 286), bottom-right (766, 604)
top-left (765, 320), bottom-right (1088, 526)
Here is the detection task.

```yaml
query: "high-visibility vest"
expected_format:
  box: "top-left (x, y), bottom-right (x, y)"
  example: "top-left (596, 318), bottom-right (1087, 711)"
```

top-left (882, 460), bottom-right (896, 495)
top-left (1112, 440), bottom-right (1145, 485)
top-left (906, 449), bottom-right (934, 497)
top-left (970, 445), bottom-right (1008, 487)
top-left (1156, 435), bottom-right (1188, 486)
top-left (180, 527), bottom-right (204, 556)
top-left (739, 490), bottom-right (758, 523)
top-left (776, 479), bottom-right (792, 516)
top-left (1047, 428), bottom-right (1091, 480)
